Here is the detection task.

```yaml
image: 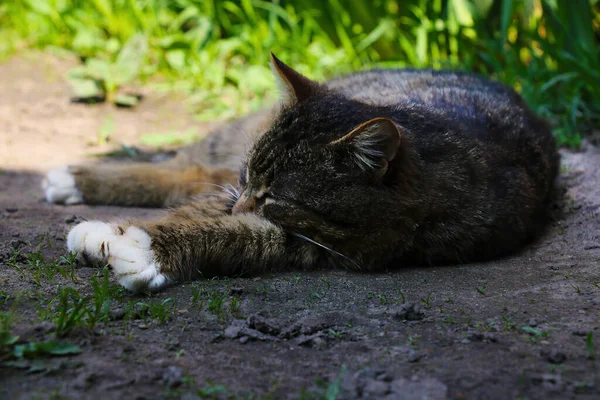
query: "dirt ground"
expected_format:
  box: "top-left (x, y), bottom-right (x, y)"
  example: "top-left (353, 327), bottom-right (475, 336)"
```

top-left (1, 54), bottom-right (599, 400)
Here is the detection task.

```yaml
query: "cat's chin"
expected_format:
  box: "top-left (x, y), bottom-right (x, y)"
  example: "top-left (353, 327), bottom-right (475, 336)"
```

top-left (67, 221), bottom-right (171, 292)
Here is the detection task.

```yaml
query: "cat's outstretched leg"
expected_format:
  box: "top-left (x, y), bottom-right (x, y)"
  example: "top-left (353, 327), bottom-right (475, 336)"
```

top-left (43, 109), bottom-right (273, 208)
top-left (66, 200), bottom-right (319, 292)
top-left (43, 159), bottom-right (238, 207)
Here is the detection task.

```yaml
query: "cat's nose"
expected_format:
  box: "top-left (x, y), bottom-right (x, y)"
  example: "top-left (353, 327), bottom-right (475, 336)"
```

top-left (231, 193), bottom-right (256, 214)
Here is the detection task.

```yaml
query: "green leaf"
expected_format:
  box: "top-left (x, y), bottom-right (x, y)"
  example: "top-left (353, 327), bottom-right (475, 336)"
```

top-left (43, 342), bottom-right (82, 356)
top-left (451, 0), bottom-right (475, 26)
top-left (98, 116), bottom-right (115, 145)
top-left (114, 93), bottom-right (140, 107)
top-left (68, 78), bottom-right (102, 98)
top-left (85, 59), bottom-right (112, 81)
top-left (12, 341), bottom-right (81, 359)
top-left (521, 326), bottom-right (541, 336)
top-left (166, 49), bottom-right (186, 70)
top-left (114, 33), bottom-right (148, 86)
top-left (139, 129), bottom-right (198, 147)
top-left (0, 331), bottom-right (19, 346)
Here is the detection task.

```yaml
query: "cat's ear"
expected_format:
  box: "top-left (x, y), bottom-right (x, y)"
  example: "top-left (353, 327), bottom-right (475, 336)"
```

top-left (270, 53), bottom-right (321, 103)
top-left (330, 117), bottom-right (402, 175)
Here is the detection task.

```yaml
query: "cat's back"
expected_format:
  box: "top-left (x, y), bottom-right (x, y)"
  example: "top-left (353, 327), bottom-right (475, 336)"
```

top-left (327, 68), bottom-right (556, 160)
top-left (325, 68), bottom-right (517, 108)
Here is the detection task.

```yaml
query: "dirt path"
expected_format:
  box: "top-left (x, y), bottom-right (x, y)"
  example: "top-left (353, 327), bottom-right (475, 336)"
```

top-left (1, 55), bottom-right (599, 400)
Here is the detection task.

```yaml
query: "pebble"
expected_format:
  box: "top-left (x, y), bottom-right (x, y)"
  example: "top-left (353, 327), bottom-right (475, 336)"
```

top-left (408, 350), bottom-right (423, 363)
top-left (109, 308), bottom-right (126, 321)
top-left (363, 380), bottom-right (390, 396)
top-left (33, 322), bottom-right (57, 333)
top-left (527, 319), bottom-right (538, 327)
top-left (393, 303), bottom-right (425, 321)
top-left (546, 349), bottom-right (567, 364)
top-left (230, 286), bottom-right (244, 295)
top-left (65, 215), bottom-right (81, 224)
top-left (161, 366), bottom-right (184, 388)
top-left (483, 332), bottom-right (498, 343)
top-left (572, 329), bottom-right (588, 336)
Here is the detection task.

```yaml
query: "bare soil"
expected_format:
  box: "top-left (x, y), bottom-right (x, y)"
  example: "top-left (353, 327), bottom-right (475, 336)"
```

top-left (1, 54), bottom-right (599, 400)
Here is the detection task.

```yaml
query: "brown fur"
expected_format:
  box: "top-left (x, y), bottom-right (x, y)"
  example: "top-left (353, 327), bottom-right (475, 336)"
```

top-left (71, 160), bottom-right (238, 207)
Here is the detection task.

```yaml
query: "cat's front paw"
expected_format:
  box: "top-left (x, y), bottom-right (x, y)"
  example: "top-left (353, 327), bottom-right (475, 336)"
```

top-left (43, 166), bottom-right (84, 205)
top-left (67, 221), bottom-right (170, 292)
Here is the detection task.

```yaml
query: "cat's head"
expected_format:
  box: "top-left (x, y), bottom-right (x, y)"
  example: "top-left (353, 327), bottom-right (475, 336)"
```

top-left (232, 54), bottom-right (419, 250)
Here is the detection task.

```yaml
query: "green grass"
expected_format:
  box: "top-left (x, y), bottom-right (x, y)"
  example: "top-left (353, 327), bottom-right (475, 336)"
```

top-left (1, 0), bottom-right (598, 146)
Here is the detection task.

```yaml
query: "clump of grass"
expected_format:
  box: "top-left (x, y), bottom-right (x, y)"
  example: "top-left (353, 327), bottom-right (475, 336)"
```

top-left (420, 291), bottom-right (434, 309)
top-left (0, 0), bottom-right (597, 145)
top-left (1, 310), bottom-right (81, 366)
top-left (189, 282), bottom-right (242, 320)
top-left (586, 332), bottom-right (596, 360)
top-left (521, 326), bottom-right (552, 344)
top-left (135, 298), bottom-right (176, 325)
top-left (54, 287), bottom-right (90, 337)
top-left (476, 282), bottom-right (488, 296)
top-left (34, 269), bottom-right (122, 335)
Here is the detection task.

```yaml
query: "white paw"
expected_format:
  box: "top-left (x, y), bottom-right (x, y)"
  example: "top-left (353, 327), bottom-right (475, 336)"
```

top-left (43, 166), bottom-right (83, 205)
top-left (67, 221), bottom-right (170, 292)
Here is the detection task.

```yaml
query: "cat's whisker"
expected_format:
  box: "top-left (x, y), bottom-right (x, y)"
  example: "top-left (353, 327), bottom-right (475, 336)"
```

top-left (192, 182), bottom-right (239, 200)
top-left (290, 232), bottom-right (362, 270)
top-left (191, 192), bottom-right (235, 203)
top-left (226, 184), bottom-right (240, 199)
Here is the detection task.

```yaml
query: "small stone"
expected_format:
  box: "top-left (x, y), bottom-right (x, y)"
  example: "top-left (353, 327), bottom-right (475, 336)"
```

top-left (109, 308), bottom-right (126, 321)
top-left (161, 366), bottom-right (184, 389)
top-left (408, 350), bottom-right (423, 363)
top-left (363, 380), bottom-right (390, 396)
top-left (532, 373), bottom-right (563, 391)
top-left (376, 372), bottom-right (393, 382)
top-left (483, 333), bottom-right (498, 343)
top-left (467, 331), bottom-right (484, 342)
top-left (297, 333), bottom-right (327, 349)
top-left (138, 323), bottom-right (149, 330)
top-left (224, 325), bottom-right (241, 339)
top-left (390, 377), bottom-right (448, 399)
top-left (33, 322), bottom-right (56, 333)
top-left (239, 336), bottom-right (249, 344)
top-left (122, 345), bottom-right (135, 354)
top-left (393, 303), bottom-right (425, 321)
top-left (166, 339), bottom-right (180, 351)
top-left (72, 372), bottom-right (97, 390)
top-left (547, 349), bottom-right (567, 364)
top-left (230, 286), bottom-right (244, 295)
top-left (247, 313), bottom-right (280, 336)
top-left (527, 319), bottom-right (538, 327)
top-left (8, 239), bottom-right (26, 250)
top-left (65, 215), bottom-right (82, 224)
top-left (591, 297), bottom-right (600, 305)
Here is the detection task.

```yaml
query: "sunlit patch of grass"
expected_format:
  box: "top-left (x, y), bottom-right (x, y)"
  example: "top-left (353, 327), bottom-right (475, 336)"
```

top-left (0, 0), bottom-right (598, 146)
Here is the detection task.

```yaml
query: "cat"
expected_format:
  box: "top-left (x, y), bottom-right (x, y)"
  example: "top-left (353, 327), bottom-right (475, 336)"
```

top-left (44, 54), bottom-right (559, 292)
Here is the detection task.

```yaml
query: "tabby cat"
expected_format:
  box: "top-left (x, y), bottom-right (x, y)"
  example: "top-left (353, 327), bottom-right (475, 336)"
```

top-left (43, 54), bottom-right (559, 292)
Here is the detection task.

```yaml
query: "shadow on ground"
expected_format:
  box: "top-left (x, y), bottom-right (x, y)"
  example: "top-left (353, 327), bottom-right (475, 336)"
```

top-left (1, 148), bottom-right (599, 400)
